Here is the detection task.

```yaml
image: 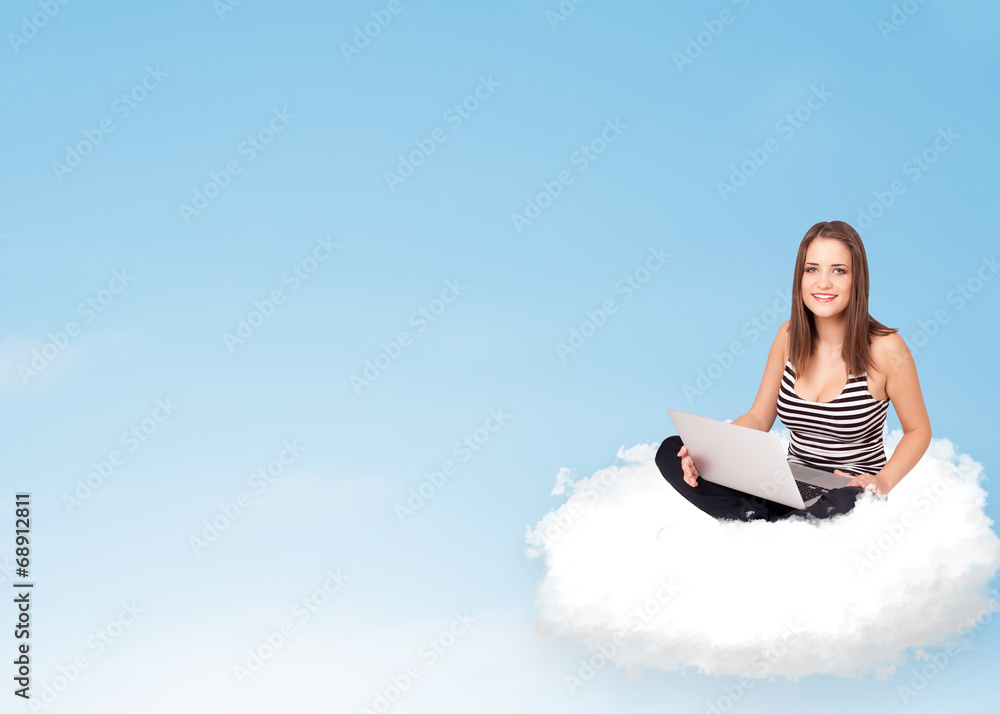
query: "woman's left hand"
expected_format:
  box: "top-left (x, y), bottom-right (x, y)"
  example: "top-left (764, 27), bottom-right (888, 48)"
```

top-left (834, 469), bottom-right (888, 500)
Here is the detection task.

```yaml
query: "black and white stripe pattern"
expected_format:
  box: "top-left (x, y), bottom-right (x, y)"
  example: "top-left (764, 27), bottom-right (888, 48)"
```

top-left (776, 359), bottom-right (890, 476)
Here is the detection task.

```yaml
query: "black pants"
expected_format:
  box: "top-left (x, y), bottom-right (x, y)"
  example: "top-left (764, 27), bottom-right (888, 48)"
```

top-left (654, 435), bottom-right (866, 523)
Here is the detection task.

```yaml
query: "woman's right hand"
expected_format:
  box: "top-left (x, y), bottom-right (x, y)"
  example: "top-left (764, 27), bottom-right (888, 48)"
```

top-left (676, 444), bottom-right (701, 487)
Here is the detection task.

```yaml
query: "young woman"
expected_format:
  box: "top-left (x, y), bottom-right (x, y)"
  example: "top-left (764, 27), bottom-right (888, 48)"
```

top-left (655, 220), bottom-right (932, 522)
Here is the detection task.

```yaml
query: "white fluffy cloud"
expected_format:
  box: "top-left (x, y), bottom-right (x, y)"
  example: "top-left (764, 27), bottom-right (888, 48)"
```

top-left (525, 429), bottom-right (1000, 681)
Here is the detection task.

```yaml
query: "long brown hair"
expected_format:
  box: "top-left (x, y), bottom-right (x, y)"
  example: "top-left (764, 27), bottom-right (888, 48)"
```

top-left (788, 220), bottom-right (897, 378)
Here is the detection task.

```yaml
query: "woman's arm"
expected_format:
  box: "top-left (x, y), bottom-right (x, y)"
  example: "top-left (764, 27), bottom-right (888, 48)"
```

top-left (870, 333), bottom-right (932, 494)
top-left (731, 320), bottom-right (790, 432)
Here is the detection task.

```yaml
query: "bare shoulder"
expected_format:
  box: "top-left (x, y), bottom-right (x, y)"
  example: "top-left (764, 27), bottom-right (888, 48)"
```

top-left (870, 331), bottom-right (913, 374)
top-left (778, 319), bottom-right (790, 362)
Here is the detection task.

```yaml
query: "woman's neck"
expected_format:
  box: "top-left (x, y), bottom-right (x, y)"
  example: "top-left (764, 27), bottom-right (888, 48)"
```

top-left (812, 314), bottom-right (847, 355)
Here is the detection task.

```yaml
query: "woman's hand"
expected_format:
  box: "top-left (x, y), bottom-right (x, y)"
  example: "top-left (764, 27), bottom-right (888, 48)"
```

top-left (833, 469), bottom-right (888, 499)
top-left (676, 444), bottom-right (701, 487)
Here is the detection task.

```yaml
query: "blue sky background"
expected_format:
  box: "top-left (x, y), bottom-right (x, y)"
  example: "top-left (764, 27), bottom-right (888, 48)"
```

top-left (2, 0), bottom-right (999, 711)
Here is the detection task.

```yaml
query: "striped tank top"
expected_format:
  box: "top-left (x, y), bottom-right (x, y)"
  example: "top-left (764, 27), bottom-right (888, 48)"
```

top-left (776, 359), bottom-right (890, 476)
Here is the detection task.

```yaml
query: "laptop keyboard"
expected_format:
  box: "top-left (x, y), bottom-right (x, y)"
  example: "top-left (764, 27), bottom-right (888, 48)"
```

top-left (796, 481), bottom-right (829, 502)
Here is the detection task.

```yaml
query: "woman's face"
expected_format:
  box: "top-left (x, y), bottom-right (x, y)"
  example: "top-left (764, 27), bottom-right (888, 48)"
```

top-left (801, 237), bottom-right (852, 318)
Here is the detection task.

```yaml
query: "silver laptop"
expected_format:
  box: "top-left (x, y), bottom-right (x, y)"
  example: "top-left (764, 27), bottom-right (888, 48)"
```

top-left (667, 408), bottom-right (851, 509)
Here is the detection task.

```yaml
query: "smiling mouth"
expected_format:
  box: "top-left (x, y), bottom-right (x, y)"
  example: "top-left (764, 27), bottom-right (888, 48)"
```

top-left (812, 293), bottom-right (837, 302)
